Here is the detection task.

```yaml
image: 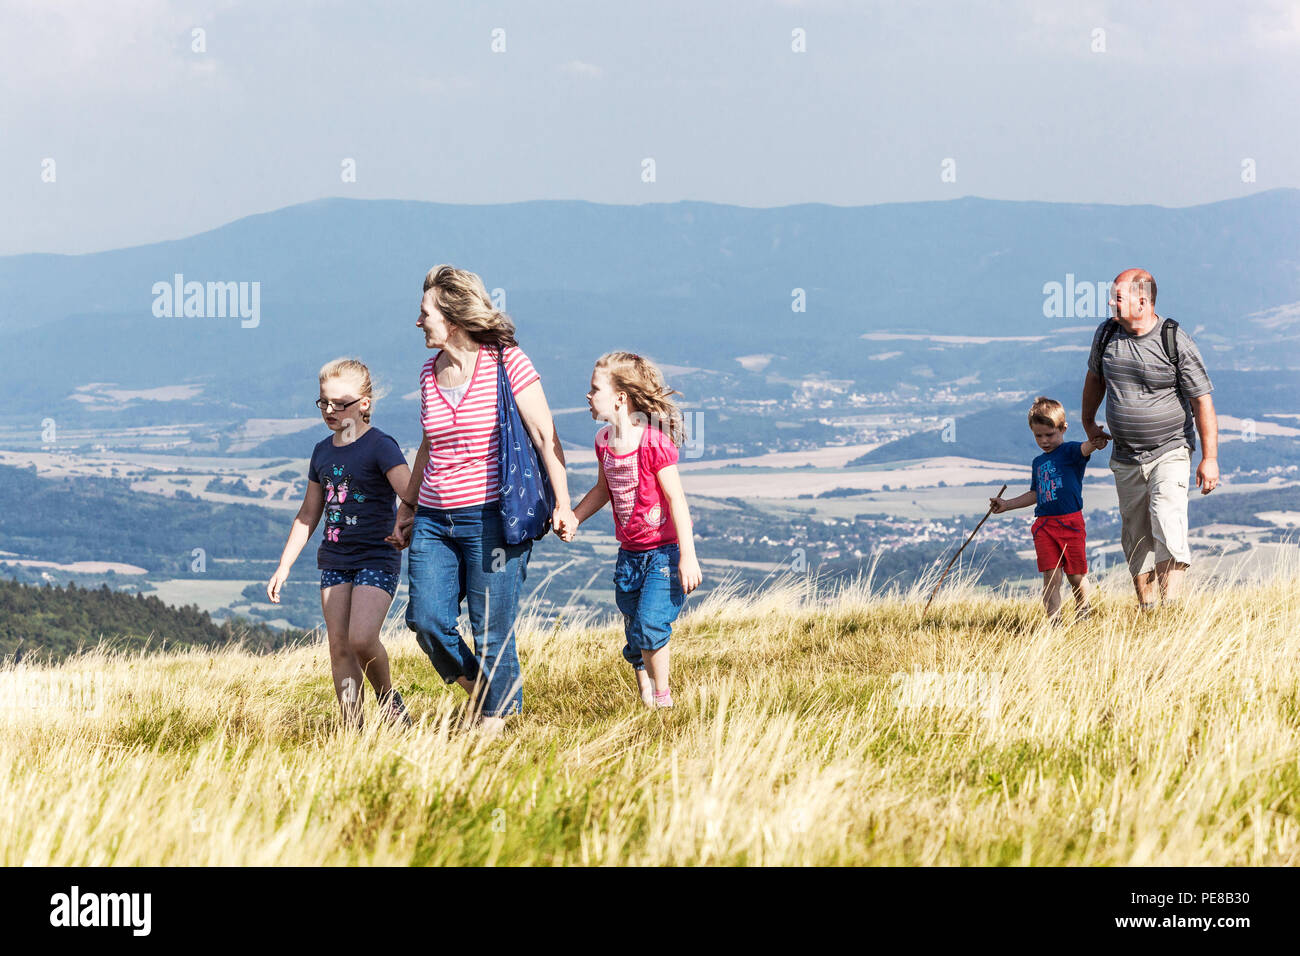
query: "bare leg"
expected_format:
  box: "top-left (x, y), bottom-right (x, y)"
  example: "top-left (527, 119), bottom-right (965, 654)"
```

top-left (1132, 570), bottom-right (1158, 607)
top-left (347, 585), bottom-right (396, 700)
top-left (1156, 559), bottom-right (1186, 603)
top-left (322, 584), bottom-right (364, 728)
top-left (1042, 569), bottom-right (1064, 621)
top-left (1066, 573), bottom-right (1092, 619)
top-left (643, 644), bottom-right (671, 695)
top-left (635, 667), bottom-right (654, 705)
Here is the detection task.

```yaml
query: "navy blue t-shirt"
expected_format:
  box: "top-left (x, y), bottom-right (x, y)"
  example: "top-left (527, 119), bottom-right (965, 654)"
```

top-left (1030, 440), bottom-right (1090, 517)
top-left (307, 426), bottom-right (408, 572)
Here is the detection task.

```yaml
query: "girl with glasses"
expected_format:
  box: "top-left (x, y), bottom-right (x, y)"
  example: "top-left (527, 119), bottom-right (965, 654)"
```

top-left (267, 358), bottom-right (413, 729)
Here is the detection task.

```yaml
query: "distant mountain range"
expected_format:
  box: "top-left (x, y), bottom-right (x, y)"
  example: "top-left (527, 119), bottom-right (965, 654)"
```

top-left (3, 191), bottom-right (1298, 444)
top-left (853, 368), bottom-right (1300, 475)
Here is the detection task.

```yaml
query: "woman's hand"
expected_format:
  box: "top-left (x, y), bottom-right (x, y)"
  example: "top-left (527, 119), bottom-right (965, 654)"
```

top-left (266, 566), bottom-right (289, 604)
top-left (678, 555), bottom-right (702, 594)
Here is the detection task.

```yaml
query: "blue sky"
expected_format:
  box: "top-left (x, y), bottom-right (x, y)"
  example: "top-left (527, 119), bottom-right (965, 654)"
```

top-left (3, 0), bottom-right (1298, 255)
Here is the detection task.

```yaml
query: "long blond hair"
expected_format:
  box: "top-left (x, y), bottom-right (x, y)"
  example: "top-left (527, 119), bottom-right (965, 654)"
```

top-left (595, 351), bottom-right (685, 447)
top-left (422, 265), bottom-right (519, 350)
top-left (319, 357), bottom-right (384, 424)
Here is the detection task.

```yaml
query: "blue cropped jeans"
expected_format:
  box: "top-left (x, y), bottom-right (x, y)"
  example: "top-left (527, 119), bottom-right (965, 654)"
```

top-left (405, 503), bottom-right (533, 717)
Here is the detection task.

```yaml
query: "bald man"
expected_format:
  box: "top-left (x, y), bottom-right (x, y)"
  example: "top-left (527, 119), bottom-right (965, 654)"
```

top-left (1081, 268), bottom-right (1219, 610)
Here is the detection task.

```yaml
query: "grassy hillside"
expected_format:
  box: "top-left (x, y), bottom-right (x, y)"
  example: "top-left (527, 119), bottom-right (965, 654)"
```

top-left (2, 562), bottom-right (1298, 865)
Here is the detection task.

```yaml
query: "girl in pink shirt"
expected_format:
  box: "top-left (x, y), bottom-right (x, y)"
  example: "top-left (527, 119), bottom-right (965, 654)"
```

top-left (567, 352), bottom-right (702, 709)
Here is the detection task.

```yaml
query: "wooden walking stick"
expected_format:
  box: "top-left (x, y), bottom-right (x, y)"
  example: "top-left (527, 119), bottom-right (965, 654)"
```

top-left (922, 483), bottom-right (1007, 617)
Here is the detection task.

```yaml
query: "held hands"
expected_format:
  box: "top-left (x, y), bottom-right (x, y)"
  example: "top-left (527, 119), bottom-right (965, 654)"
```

top-left (552, 505), bottom-right (578, 541)
top-left (1084, 422), bottom-right (1112, 446)
top-left (1196, 458), bottom-right (1219, 495)
top-left (385, 501), bottom-right (414, 550)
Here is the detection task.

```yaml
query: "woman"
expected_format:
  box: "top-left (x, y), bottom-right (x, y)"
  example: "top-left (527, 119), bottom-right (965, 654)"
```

top-left (389, 265), bottom-right (576, 734)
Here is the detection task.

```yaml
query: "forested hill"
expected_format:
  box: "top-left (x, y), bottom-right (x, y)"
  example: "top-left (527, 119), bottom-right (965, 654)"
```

top-left (0, 579), bottom-right (309, 663)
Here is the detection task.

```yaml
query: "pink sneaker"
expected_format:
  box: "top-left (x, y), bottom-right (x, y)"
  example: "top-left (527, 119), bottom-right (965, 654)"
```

top-left (653, 689), bottom-right (673, 709)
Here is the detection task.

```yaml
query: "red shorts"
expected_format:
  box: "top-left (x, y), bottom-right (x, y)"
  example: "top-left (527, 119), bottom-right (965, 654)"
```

top-left (1031, 511), bottom-right (1088, 575)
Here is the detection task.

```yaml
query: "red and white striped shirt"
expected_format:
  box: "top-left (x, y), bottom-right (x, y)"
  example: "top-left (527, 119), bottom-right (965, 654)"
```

top-left (418, 344), bottom-right (541, 509)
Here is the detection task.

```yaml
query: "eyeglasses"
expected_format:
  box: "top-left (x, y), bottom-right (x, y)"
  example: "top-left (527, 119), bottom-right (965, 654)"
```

top-left (315, 397), bottom-right (362, 412)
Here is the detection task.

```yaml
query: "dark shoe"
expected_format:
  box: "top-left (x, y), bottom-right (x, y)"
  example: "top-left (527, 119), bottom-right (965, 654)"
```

top-left (378, 690), bottom-right (413, 728)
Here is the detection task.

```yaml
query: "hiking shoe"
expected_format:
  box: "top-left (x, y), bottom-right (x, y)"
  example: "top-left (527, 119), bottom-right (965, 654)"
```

top-left (379, 690), bottom-right (413, 728)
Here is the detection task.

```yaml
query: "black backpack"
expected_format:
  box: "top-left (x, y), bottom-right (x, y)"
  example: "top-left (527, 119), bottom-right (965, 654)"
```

top-left (1093, 316), bottom-right (1180, 374)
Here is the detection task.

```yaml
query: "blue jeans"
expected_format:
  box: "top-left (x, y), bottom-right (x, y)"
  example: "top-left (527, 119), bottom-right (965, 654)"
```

top-left (614, 542), bottom-right (684, 670)
top-left (405, 503), bottom-right (533, 716)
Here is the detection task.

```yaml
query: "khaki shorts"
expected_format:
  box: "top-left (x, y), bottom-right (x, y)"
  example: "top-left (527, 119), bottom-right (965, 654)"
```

top-left (1109, 446), bottom-right (1192, 576)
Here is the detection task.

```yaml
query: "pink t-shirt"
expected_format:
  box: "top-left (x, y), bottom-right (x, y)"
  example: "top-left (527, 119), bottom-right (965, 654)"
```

top-left (595, 424), bottom-right (682, 550)
top-left (418, 344), bottom-right (541, 509)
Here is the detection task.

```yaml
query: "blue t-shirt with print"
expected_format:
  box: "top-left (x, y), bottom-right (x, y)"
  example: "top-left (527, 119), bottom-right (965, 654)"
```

top-left (1030, 440), bottom-right (1089, 517)
top-left (307, 426), bottom-right (408, 572)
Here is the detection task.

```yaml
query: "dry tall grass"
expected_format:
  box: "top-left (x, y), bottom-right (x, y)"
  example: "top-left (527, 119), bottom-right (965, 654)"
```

top-left (3, 553), bottom-right (1298, 865)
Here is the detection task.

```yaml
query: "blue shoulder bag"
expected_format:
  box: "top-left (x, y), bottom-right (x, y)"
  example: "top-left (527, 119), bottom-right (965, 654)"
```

top-left (495, 346), bottom-right (556, 544)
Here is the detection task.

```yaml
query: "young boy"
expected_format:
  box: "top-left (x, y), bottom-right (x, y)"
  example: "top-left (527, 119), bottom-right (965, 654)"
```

top-left (989, 396), bottom-right (1108, 622)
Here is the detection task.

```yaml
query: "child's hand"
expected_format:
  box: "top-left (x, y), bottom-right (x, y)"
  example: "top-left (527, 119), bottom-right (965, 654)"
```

top-left (266, 567), bottom-right (289, 604)
top-left (988, 497), bottom-right (1007, 514)
top-left (678, 556), bottom-right (702, 594)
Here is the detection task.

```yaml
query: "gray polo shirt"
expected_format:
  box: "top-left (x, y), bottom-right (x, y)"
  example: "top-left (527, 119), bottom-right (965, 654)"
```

top-left (1087, 316), bottom-right (1213, 464)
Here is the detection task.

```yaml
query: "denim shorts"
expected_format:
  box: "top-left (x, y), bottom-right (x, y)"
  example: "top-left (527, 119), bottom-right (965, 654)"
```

top-left (614, 542), bottom-right (684, 669)
top-left (320, 567), bottom-right (399, 597)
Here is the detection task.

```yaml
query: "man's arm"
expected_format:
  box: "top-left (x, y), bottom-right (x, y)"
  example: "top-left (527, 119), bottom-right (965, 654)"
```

top-left (1081, 370), bottom-right (1110, 444)
top-left (1191, 393), bottom-right (1219, 494)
